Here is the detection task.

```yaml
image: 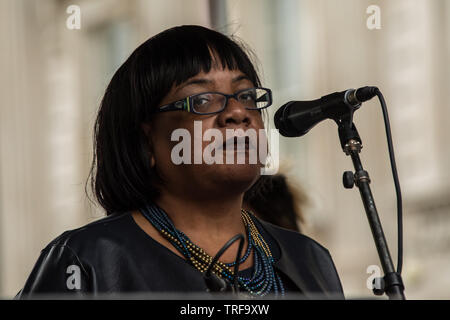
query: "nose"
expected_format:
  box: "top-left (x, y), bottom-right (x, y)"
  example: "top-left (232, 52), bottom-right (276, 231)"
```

top-left (217, 96), bottom-right (251, 128)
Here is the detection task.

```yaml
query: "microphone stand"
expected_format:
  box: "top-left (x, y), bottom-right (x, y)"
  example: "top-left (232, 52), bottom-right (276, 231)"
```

top-left (336, 116), bottom-right (405, 300)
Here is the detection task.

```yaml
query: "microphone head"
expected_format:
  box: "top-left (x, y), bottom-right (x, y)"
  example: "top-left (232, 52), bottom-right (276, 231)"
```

top-left (274, 102), bottom-right (302, 137)
top-left (274, 87), bottom-right (378, 138)
top-left (274, 101), bottom-right (312, 137)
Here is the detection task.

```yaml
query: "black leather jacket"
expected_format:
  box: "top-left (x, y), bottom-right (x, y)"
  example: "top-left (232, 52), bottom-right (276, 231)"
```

top-left (15, 212), bottom-right (344, 299)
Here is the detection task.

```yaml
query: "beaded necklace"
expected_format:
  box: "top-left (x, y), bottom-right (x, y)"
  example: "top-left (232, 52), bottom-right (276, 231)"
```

top-left (140, 203), bottom-right (285, 297)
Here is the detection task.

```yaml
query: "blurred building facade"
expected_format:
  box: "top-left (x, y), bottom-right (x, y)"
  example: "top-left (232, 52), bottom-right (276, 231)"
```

top-left (0, 0), bottom-right (449, 298)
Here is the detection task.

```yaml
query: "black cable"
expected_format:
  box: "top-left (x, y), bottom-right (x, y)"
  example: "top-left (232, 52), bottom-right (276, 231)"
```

top-left (204, 233), bottom-right (245, 293)
top-left (374, 88), bottom-right (403, 275)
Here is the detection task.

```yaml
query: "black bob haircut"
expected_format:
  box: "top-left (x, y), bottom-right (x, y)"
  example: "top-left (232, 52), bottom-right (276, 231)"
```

top-left (87, 25), bottom-right (262, 215)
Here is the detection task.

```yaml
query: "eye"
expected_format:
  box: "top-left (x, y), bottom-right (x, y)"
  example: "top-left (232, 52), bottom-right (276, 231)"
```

top-left (238, 90), bottom-right (257, 102)
top-left (238, 90), bottom-right (258, 109)
top-left (192, 93), bottom-right (216, 112)
top-left (193, 97), bottom-right (210, 106)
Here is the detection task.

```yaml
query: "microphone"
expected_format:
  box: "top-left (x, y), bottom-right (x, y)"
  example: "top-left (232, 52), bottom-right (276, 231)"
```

top-left (203, 234), bottom-right (244, 294)
top-left (203, 272), bottom-right (232, 293)
top-left (274, 86), bottom-right (378, 137)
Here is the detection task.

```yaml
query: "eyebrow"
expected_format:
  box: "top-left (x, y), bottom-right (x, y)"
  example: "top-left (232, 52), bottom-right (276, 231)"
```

top-left (175, 74), bottom-right (251, 94)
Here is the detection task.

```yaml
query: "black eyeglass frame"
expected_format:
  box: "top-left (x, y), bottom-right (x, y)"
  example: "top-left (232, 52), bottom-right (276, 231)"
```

top-left (154, 87), bottom-right (273, 115)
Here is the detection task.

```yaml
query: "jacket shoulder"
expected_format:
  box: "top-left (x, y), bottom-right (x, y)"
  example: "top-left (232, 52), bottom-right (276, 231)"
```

top-left (16, 213), bottom-right (131, 298)
top-left (43, 212), bottom-right (130, 251)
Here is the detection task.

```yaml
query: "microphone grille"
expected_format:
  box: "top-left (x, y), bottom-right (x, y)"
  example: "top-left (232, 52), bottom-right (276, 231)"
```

top-left (274, 102), bottom-right (297, 137)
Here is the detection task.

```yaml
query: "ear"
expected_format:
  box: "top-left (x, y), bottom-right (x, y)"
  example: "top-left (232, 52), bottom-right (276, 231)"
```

top-left (150, 155), bottom-right (156, 168)
top-left (141, 123), bottom-right (151, 138)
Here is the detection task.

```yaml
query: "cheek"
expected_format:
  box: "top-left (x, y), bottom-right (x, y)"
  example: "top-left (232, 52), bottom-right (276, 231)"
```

top-left (151, 115), bottom-right (205, 168)
top-left (253, 111), bottom-right (265, 129)
top-left (150, 116), bottom-right (188, 164)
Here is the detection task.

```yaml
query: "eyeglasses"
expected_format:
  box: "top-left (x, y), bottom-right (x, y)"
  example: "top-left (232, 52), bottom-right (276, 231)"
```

top-left (155, 87), bottom-right (272, 115)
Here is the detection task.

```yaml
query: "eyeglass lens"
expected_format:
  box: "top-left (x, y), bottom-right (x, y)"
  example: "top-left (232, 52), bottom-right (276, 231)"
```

top-left (191, 88), bottom-right (270, 114)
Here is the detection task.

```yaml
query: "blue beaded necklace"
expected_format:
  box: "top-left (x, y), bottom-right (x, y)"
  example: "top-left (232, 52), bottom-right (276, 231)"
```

top-left (140, 203), bottom-right (285, 297)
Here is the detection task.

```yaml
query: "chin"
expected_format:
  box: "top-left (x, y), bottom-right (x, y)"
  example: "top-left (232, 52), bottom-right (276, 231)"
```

top-left (210, 163), bottom-right (261, 193)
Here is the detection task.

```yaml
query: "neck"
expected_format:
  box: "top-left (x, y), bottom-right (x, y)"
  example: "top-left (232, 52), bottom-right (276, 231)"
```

top-left (153, 189), bottom-right (249, 264)
top-left (156, 191), bottom-right (244, 236)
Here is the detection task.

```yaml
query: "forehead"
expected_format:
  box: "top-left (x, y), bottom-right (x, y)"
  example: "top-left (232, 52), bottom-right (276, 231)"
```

top-left (188, 68), bottom-right (248, 82)
top-left (172, 68), bottom-right (253, 93)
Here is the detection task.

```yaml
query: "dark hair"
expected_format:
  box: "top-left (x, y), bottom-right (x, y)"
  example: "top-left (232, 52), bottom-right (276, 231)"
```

top-left (243, 174), bottom-right (307, 232)
top-left (86, 25), bottom-right (262, 215)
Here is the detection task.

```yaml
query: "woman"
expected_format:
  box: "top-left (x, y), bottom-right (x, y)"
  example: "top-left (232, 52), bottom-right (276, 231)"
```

top-left (16, 25), bottom-right (343, 299)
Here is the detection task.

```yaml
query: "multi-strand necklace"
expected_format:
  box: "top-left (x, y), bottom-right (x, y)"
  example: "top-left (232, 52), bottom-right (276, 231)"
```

top-left (140, 203), bottom-right (285, 297)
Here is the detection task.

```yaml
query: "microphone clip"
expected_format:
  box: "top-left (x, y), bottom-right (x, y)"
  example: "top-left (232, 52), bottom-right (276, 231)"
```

top-left (335, 114), bottom-right (362, 155)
